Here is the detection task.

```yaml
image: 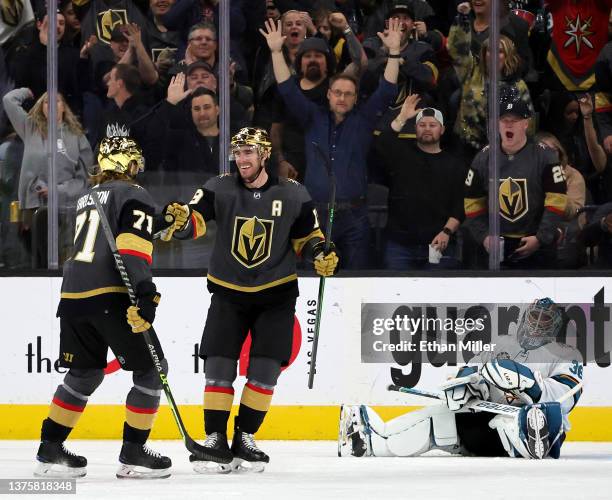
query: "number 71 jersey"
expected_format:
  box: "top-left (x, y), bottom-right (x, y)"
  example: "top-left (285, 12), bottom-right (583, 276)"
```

top-left (58, 180), bottom-right (156, 318)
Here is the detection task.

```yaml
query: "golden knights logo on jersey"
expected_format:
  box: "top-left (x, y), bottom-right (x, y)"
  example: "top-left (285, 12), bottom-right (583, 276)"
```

top-left (499, 177), bottom-right (529, 222)
top-left (231, 216), bottom-right (274, 268)
top-left (97, 9), bottom-right (128, 45)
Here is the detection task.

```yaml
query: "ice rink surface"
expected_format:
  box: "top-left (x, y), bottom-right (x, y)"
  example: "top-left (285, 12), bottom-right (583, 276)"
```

top-left (1, 440), bottom-right (611, 500)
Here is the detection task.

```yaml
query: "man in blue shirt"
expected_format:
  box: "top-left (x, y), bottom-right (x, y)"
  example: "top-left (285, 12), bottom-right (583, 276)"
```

top-left (260, 18), bottom-right (400, 269)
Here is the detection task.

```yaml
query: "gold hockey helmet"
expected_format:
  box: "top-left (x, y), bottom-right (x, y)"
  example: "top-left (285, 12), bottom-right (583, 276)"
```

top-left (97, 137), bottom-right (145, 174)
top-left (230, 127), bottom-right (272, 159)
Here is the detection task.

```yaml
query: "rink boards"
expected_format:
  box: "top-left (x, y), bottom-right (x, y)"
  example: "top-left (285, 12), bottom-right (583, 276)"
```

top-left (3, 276), bottom-right (612, 440)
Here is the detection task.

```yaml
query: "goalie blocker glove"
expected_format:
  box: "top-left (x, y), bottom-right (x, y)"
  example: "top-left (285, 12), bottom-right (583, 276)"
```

top-left (126, 281), bottom-right (161, 333)
top-left (481, 359), bottom-right (542, 404)
top-left (312, 241), bottom-right (339, 277)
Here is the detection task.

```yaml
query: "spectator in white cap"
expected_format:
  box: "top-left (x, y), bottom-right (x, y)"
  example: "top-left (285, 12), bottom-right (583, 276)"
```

top-left (373, 94), bottom-right (466, 270)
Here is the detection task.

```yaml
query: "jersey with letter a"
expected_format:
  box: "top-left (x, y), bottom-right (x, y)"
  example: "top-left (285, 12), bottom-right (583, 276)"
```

top-left (182, 174), bottom-right (323, 303)
top-left (464, 141), bottom-right (567, 246)
top-left (57, 180), bottom-right (156, 317)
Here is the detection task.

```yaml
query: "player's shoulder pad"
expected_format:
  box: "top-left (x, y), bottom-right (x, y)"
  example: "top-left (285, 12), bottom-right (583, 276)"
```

top-left (204, 173), bottom-right (233, 190)
top-left (279, 177), bottom-right (311, 201)
top-left (471, 146), bottom-right (490, 170)
top-left (115, 180), bottom-right (155, 209)
top-left (536, 141), bottom-right (560, 165)
top-left (546, 341), bottom-right (583, 361)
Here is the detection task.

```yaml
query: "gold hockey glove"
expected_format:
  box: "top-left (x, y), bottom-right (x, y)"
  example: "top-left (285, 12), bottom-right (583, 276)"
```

top-left (313, 241), bottom-right (339, 277)
top-left (126, 283), bottom-right (161, 333)
top-left (160, 203), bottom-right (191, 241)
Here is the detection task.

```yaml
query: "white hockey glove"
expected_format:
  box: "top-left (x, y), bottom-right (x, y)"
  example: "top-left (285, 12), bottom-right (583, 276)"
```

top-left (480, 359), bottom-right (542, 404)
top-left (439, 366), bottom-right (489, 411)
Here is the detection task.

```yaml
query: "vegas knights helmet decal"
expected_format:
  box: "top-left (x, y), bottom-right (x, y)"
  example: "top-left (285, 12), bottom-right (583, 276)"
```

top-left (231, 216), bottom-right (274, 268)
top-left (499, 177), bottom-right (528, 222)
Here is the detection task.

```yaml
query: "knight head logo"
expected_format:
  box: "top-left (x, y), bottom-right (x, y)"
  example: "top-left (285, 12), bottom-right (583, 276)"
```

top-left (97, 9), bottom-right (128, 44)
top-left (231, 216), bottom-right (274, 268)
top-left (499, 177), bottom-right (528, 222)
top-left (1, 0), bottom-right (24, 27)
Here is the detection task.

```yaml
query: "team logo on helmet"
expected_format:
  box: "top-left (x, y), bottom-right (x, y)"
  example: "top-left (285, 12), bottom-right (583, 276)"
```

top-left (499, 177), bottom-right (528, 222)
top-left (96, 9), bottom-right (128, 45)
top-left (231, 216), bottom-right (274, 268)
top-left (97, 137), bottom-right (144, 174)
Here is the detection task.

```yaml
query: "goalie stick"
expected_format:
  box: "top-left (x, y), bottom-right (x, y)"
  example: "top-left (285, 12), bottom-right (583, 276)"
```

top-left (307, 142), bottom-right (336, 389)
top-left (388, 376), bottom-right (583, 418)
top-left (90, 189), bottom-right (230, 463)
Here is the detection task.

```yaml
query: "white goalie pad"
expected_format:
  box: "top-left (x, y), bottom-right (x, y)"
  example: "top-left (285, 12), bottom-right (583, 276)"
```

top-left (488, 414), bottom-right (531, 458)
top-left (372, 404), bottom-right (459, 457)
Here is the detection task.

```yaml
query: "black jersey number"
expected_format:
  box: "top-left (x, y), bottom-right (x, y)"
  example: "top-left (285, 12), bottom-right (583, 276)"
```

top-left (74, 210), bottom-right (100, 263)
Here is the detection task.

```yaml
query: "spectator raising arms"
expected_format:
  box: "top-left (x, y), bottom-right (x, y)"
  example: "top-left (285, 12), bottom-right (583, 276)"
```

top-left (261, 17), bottom-right (400, 269)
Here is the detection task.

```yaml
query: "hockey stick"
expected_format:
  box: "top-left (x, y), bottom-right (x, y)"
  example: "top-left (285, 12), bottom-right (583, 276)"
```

top-left (388, 378), bottom-right (583, 418)
top-left (90, 188), bottom-right (229, 463)
top-left (308, 142), bottom-right (336, 389)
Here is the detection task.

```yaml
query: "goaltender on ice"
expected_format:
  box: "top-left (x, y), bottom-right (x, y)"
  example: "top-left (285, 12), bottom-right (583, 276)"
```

top-left (340, 298), bottom-right (584, 460)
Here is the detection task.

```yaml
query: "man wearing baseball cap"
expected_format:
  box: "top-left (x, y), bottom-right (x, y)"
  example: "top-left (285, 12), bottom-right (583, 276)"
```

top-left (375, 94), bottom-right (466, 270)
top-left (464, 96), bottom-right (568, 269)
top-left (362, 0), bottom-right (441, 101)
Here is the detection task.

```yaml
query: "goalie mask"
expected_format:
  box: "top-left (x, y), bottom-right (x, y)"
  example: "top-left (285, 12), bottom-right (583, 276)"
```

top-left (97, 137), bottom-right (145, 175)
top-left (230, 127), bottom-right (272, 161)
top-left (517, 298), bottom-right (563, 350)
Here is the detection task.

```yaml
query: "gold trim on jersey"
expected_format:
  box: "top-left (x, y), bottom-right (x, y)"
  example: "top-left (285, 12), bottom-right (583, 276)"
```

top-left (546, 51), bottom-right (595, 92)
top-left (192, 210), bottom-right (207, 239)
top-left (544, 192), bottom-right (568, 215)
top-left (61, 286), bottom-right (129, 299)
top-left (116, 233), bottom-right (153, 258)
top-left (292, 228), bottom-right (324, 255)
top-left (207, 273), bottom-right (297, 293)
top-left (465, 197), bottom-right (487, 218)
top-left (422, 61), bottom-right (439, 84)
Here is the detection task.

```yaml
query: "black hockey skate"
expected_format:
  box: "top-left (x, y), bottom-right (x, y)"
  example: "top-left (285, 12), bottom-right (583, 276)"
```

top-left (34, 441), bottom-right (87, 478)
top-left (190, 432), bottom-right (234, 474)
top-left (525, 406), bottom-right (550, 459)
top-left (116, 442), bottom-right (171, 479)
top-left (230, 425), bottom-right (269, 473)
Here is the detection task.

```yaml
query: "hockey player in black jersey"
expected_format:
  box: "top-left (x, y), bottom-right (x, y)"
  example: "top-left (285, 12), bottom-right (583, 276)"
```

top-left (34, 137), bottom-right (172, 479)
top-left (164, 127), bottom-right (339, 472)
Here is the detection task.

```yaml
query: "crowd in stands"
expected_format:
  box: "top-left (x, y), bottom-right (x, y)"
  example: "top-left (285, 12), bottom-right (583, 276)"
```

top-left (2, 0), bottom-right (612, 271)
